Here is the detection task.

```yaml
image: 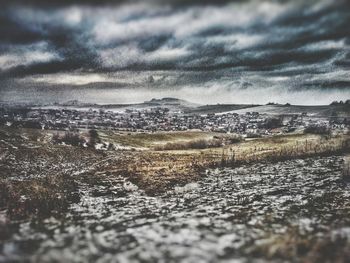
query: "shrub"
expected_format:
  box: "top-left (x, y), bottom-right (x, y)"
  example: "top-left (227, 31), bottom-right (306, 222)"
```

top-left (264, 117), bottom-right (283, 129)
top-left (304, 125), bottom-right (331, 136)
top-left (213, 135), bottom-right (242, 144)
top-left (52, 132), bottom-right (85, 146)
top-left (155, 138), bottom-right (223, 151)
top-left (0, 180), bottom-right (12, 209)
top-left (154, 134), bottom-right (242, 151)
top-left (88, 129), bottom-right (101, 148)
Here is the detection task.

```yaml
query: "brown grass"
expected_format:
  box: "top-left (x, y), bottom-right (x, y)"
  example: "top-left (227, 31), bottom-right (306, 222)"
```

top-left (0, 174), bottom-right (79, 220)
top-left (1, 126), bottom-right (350, 205)
top-left (154, 138), bottom-right (223, 150)
top-left (205, 134), bottom-right (350, 167)
top-left (109, 134), bottom-right (350, 195)
top-left (153, 134), bottom-right (242, 151)
top-left (251, 227), bottom-right (350, 262)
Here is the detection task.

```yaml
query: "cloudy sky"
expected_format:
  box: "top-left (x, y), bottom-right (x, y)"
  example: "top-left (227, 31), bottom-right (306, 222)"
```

top-left (0, 0), bottom-right (349, 105)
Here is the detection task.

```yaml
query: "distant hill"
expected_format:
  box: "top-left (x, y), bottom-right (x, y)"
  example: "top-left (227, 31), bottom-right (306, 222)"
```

top-left (85, 97), bottom-right (200, 112)
top-left (143, 97), bottom-right (200, 108)
top-left (221, 104), bottom-right (350, 117)
top-left (32, 97), bottom-right (350, 117)
top-left (185, 104), bottom-right (259, 115)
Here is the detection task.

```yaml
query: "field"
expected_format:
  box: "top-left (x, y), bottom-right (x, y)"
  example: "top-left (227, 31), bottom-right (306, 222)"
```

top-left (1, 126), bottom-right (350, 262)
top-left (99, 130), bottom-right (216, 149)
top-left (95, 130), bottom-right (350, 195)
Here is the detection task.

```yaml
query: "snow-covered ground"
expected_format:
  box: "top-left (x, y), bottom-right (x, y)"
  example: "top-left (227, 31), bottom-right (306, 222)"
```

top-left (1, 155), bottom-right (349, 262)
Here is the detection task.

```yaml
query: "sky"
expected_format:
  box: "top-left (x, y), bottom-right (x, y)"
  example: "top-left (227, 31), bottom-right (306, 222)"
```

top-left (0, 0), bottom-right (349, 105)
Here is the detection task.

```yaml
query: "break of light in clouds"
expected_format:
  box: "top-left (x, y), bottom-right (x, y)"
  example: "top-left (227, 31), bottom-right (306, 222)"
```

top-left (0, 0), bottom-right (349, 105)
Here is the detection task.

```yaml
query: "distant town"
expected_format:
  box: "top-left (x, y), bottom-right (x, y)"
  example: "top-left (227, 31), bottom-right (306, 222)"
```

top-left (1, 99), bottom-right (349, 138)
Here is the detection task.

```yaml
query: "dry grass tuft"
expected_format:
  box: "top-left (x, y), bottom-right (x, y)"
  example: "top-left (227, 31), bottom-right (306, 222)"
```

top-left (343, 156), bottom-right (350, 180)
top-left (251, 227), bottom-right (350, 262)
top-left (154, 135), bottom-right (242, 151)
top-left (154, 138), bottom-right (223, 150)
top-left (0, 174), bottom-right (79, 220)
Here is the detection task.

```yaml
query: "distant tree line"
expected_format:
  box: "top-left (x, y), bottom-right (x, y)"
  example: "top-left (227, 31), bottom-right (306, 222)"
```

top-left (304, 125), bottom-right (331, 136)
top-left (52, 129), bottom-right (101, 148)
top-left (330, 100), bottom-right (350, 105)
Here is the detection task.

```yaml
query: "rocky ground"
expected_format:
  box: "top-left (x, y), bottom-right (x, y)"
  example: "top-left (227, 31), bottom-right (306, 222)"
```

top-left (1, 155), bottom-right (349, 262)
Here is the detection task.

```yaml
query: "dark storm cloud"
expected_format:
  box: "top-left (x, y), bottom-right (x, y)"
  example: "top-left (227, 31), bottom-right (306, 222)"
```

top-left (302, 80), bottom-right (350, 90)
top-left (0, 0), bottom-right (349, 98)
top-left (257, 7), bottom-right (350, 51)
top-left (1, 0), bottom-right (240, 7)
top-left (334, 52), bottom-right (350, 68)
top-left (0, 12), bottom-right (43, 45)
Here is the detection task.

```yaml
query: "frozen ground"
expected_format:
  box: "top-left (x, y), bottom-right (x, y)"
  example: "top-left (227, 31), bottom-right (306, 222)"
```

top-left (1, 156), bottom-right (350, 262)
